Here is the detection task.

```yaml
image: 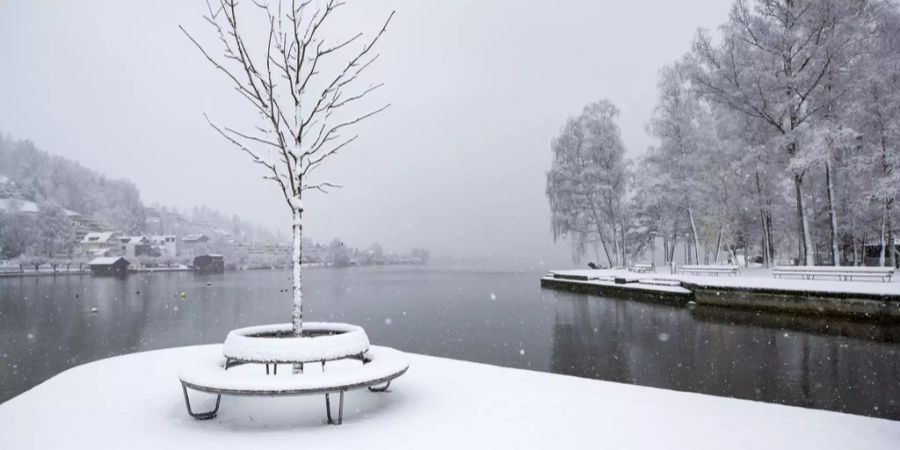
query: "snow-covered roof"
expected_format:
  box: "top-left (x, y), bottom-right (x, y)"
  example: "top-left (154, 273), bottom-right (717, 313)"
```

top-left (122, 235), bottom-right (149, 244)
top-left (182, 234), bottom-right (209, 243)
top-left (89, 256), bottom-right (129, 266)
top-left (0, 198), bottom-right (38, 213)
top-left (0, 198), bottom-right (80, 216)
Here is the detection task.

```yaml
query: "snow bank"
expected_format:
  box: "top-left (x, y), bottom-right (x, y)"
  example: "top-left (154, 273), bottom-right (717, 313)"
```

top-left (1, 345), bottom-right (898, 449)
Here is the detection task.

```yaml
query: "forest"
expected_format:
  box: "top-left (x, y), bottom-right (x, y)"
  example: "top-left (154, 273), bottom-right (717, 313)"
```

top-left (548, 0), bottom-right (900, 268)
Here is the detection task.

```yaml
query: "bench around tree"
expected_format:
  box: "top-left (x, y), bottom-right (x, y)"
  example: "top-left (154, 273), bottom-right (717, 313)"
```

top-left (178, 323), bottom-right (409, 425)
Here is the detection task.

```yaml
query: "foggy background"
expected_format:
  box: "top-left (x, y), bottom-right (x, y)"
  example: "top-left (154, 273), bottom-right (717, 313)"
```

top-left (0, 0), bottom-right (731, 268)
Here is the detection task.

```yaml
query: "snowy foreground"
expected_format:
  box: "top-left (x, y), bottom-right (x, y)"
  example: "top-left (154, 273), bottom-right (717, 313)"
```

top-left (2, 345), bottom-right (899, 449)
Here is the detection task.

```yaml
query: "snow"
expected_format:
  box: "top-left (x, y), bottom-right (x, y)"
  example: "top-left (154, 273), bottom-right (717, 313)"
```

top-left (549, 269), bottom-right (900, 297)
top-left (223, 323), bottom-right (370, 363)
top-left (545, 275), bottom-right (692, 294)
top-left (1, 345), bottom-right (898, 449)
top-left (181, 345), bottom-right (407, 392)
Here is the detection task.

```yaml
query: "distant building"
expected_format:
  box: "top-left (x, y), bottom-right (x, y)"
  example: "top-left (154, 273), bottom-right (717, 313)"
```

top-left (120, 236), bottom-right (152, 258)
top-left (193, 254), bottom-right (224, 274)
top-left (150, 235), bottom-right (178, 258)
top-left (181, 234), bottom-right (210, 257)
top-left (89, 256), bottom-right (130, 276)
top-left (81, 232), bottom-right (122, 256)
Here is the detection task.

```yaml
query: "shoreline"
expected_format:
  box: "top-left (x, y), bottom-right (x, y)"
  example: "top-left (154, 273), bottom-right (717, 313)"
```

top-left (542, 269), bottom-right (900, 320)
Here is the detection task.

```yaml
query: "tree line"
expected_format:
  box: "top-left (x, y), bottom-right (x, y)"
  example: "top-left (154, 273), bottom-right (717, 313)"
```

top-left (548, 0), bottom-right (900, 268)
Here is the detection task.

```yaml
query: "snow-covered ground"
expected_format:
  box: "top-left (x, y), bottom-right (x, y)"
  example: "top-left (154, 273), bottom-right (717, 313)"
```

top-left (549, 268), bottom-right (900, 296)
top-left (1, 345), bottom-right (898, 449)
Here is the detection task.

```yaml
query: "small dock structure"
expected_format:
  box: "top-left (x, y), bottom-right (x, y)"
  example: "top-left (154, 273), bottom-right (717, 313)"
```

top-left (89, 256), bottom-right (130, 277)
top-left (193, 254), bottom-right (225, 274)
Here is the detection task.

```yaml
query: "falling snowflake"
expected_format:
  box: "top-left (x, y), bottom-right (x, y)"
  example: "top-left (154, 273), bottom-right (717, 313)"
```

top-left (658, 333), bottom-right (670, 342)
top-left (385, 318), bottom-right (393, 325)
top-left (489, 293), bottom-right (496, 300)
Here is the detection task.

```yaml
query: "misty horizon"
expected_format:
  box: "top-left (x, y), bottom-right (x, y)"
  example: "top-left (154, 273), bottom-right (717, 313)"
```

top-left (0, 0), bottom-right (733, 267)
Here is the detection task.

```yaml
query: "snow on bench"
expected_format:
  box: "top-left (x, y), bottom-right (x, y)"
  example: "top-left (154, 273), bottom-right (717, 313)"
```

top-left (179, 345), bottom-right (409, 424)
top-left (773, 266), bottom-right (894, 283)
top-left (629, 262), bottom-right (654, 273)
top-left (676, 265), bottom-right (740, 277)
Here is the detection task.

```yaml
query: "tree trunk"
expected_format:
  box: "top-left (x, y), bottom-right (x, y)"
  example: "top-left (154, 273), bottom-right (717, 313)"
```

top-left (292, 206), bottom-right (304, 336)
top-left (794, 174), bottom-right (814, 265)
top-left (669, 218), bottom-right (678, 264)
top-left (663, 233), bottom-right (669, 265)
top-left (879, 200), bottom-right (887, 267)
top-left (714, 226), bottom-right (724, 264)
top-left (888, 199), bottom-right (896, 268)
top-left (611, 223), bottom-right (620, 267)
top-left (687, 203), bottom-right (701, 265)
top-left (619, 221), bottom-right (627, 267)
top-left (825, 160), bottom-right (840, 266)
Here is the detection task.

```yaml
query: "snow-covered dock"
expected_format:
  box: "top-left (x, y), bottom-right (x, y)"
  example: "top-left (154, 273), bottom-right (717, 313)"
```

top-left (1, 344), bottom-right (898, 449)
top-left (542, 269), bottom-right (900, 319)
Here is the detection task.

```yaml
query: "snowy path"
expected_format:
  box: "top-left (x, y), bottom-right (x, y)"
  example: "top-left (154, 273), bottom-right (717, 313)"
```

top-left (1, 345), bottom-right (898, 449)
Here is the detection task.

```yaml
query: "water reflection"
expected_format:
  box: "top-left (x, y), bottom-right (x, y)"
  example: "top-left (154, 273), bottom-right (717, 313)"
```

top-left (550, 291), bottom-right (900, 419)
top-left (1, 268), bottom-right (897, 420)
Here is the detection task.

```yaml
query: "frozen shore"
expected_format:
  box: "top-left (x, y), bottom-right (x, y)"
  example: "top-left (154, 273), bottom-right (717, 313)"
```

top-left (1, 345), bottom-right (898, 449)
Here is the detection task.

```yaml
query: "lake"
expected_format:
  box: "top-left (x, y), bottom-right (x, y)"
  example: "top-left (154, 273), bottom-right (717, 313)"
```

top-left (1, 266), bottom-right (898, 420)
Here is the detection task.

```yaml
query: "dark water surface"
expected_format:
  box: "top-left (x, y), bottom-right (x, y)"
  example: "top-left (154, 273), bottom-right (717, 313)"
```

top-left (1, 266), bottom-right (898, 419)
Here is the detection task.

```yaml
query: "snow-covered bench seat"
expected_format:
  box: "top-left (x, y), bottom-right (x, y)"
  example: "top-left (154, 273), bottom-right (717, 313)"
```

top-left (629, 262), bottom-right (654, 273)
top-left (773, 266), bottom-right (895, 282)
top-left (179, 345), bottom-right (409, 424)
top-left (677, 265), bottom-right (740, 276)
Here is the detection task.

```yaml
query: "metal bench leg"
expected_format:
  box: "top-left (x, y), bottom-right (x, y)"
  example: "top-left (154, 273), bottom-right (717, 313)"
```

top-left (181, 383), bottom-right (221, 420)
top-left (368, 381), bottom-right (391, 392)
top-left (325, 391), bottom-right (345, 425)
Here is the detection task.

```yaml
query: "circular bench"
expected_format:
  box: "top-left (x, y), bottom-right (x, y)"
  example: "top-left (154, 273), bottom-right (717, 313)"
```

top-left (179, 344), bottom-right (409, 424)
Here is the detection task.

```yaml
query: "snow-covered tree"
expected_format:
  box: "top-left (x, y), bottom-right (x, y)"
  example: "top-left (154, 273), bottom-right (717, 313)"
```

top-left (848, 6), bottom-right (900, 267)
top-left (547, 100), bottom-right (631, 266)
top-left (689, 0), bottom-right (885, 265)
top-left (183, 0), bottom-right (394, 335)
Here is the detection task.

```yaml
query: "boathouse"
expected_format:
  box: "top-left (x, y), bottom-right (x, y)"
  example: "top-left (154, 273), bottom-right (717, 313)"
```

top-left (89, 256), bottom-right (130, 276)
top-left (193, 254), bottom-right (224, 274)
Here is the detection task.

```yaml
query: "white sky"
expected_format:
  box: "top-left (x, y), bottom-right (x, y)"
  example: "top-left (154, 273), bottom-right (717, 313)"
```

top-left (0, 0), bottom-right (732, 268)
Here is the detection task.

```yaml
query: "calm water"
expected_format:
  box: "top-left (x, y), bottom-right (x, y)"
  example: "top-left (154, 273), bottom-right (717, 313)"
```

top-left (1, 266), bottom-right (898, 420)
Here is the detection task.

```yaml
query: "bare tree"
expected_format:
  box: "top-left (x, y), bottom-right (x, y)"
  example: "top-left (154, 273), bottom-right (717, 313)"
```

top-left (182, 0), bottom-right (394, 336)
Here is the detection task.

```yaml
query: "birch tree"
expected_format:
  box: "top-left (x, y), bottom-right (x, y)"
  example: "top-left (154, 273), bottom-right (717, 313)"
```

top-left (547, 100), bottom-right (630, 266)
top-left (689, 0), bottom-right (882, 265)
top-left (850, 6), bottom-right (900, 267)
top-left (182, 0), bottom-right (394, 335)
top-left (647, 62), bottom-right (712, 264)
